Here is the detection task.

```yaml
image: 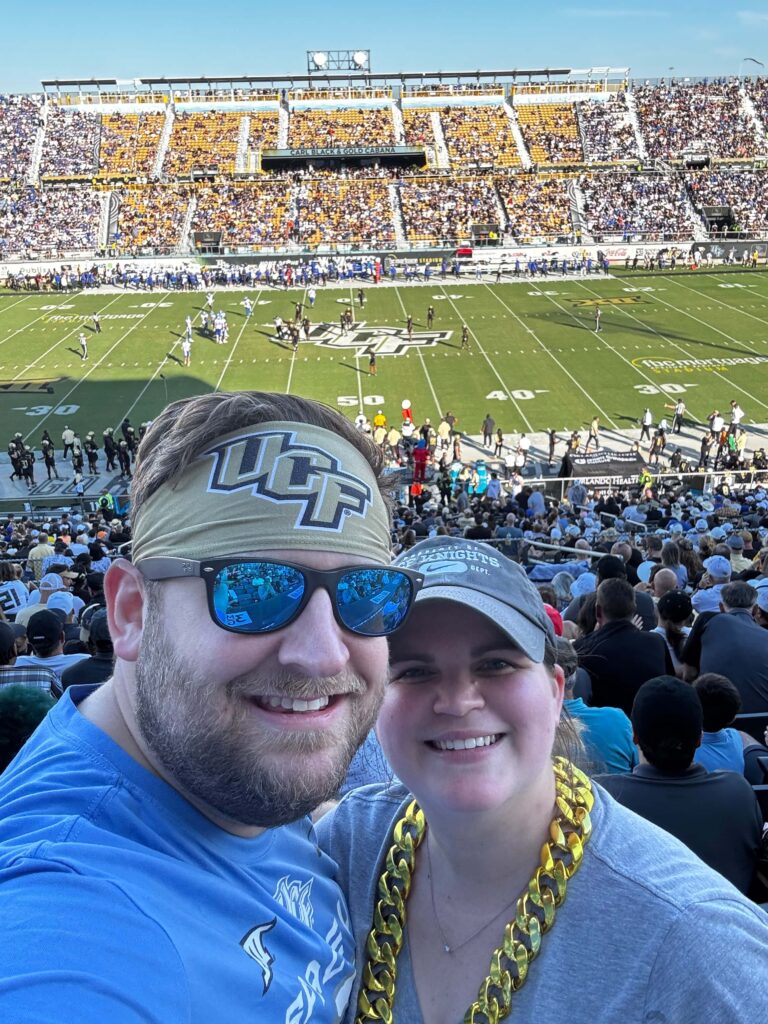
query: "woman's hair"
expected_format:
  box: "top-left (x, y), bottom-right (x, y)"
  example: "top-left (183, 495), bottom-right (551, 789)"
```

top-left (576, 592), bottom-right (598, 636)
top-left (551, 572), bottom-right (575, 611)
top-left (676, 538), bottom-right (703, 578)
top-left (693, 673), bottom-right (742, 732)
top-left (661, 542), bottom-right (681, 569)
top-left (656, 590), bottom-right (693, 660)
top-left (0, 561), bottom-right (15, 582)
top-left (537, 584), bottom-right (557, 608)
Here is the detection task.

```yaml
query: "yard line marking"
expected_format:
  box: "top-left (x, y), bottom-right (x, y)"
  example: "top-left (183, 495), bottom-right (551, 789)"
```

top-left (568, 282), bottom-right (713, 420)
top-left (22, 292), bottom-right (173, 441)
top-left (117, 299), bottom-right (215, 426)
top-left (484, 285), bottom-right (617, 430)
top-left (395, 286), bottom-right (442, 419)
top-left (284, 287), bottom-right (308, 395)
top-left (671, 273), bottom-right (768, 331)
top-left (350, 286), bottom-right (364, 412)
top-left (578, 281), bottom-right (768, 414)
top-left (439, 286), bottom-right (533, 431)
top-left (215, 289), bottom-right (263, 392)
top-left (0, 294), bottom-right (81, 350)
top-left (11, 294), bottom-right (124, 382)
top-left (0, 293), bottom-right (36, 318)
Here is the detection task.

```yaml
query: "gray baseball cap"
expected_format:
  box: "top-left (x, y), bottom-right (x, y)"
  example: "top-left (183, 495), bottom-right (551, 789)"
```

top-left (393, 536), bottom-right (554, 662)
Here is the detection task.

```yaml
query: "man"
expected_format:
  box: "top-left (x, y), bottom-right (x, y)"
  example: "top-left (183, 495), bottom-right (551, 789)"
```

top-left (557, 638), bottom-right (637, 774)
top-left (682, 581), bottom-right (768, 712)
top-left (62, 424), bottom-right (76, 460)
top-left (426, 305), bottom-right (434, 328)
top-left (58, 607), bottom-right (114, 693)
top-left (181, 336), bottom-right (192, 367)
top-left (594, 305), bottom-right (601, 333)
top-left (727, 533), bottom-right (752, 574)
top-left (13, 609), bottom-right (89, 685)
top-left (481, 413), bottom-right (495, 449)
top-left (585, 416), bottom-right (600, 452)
top-left (461, 324), bottom-right (469, 350)
top-left (639, 408), bottom-right (652, 442)
top-left (600, 676), bottom-right (763, 895)
top-left (691, 554), bottom-right (731, 614)
top-left (92, 313), bottom-right (101, 334)
top-left (0, 391), bottom-right (411, 1021)
top-left (26, 534), bottom-right (55, 582)
top-left (729, 400), bottom-right (745, 435)
top-left (0, 621), bottom-right (58, 693)
top-left (79, 332), bottom-right (88, 361)
top-left (575, 578), bottom-right (673, 714)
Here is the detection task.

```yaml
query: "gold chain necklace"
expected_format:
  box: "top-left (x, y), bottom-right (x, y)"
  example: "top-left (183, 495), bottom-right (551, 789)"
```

top-left (355, 757), bottom-right (594, 1024)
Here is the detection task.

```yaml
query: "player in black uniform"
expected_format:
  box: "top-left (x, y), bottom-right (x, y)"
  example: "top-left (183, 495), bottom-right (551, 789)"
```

top-left (41, 440), bottom-right (59, 480)
top-left (461, 324), bottom-right (470, 350)
top-left (427, 305), bottom-right (435, 327)
top-left (103, 428), bottom-right (117, 471)
top-left (406, 314), bottom-right (413, 340)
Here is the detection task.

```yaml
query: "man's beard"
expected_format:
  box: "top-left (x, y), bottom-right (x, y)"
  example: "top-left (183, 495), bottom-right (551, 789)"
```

top-left (134, 608), bottom-right (384, 828)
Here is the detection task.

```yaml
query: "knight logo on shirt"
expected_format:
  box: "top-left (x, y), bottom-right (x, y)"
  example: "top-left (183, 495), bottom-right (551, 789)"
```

top-left (204, 431), bottom-right (372, 531)
top-left (273, 876), bottom-right (314, 928)
top-left (240, 918), bottom-right (277, 994)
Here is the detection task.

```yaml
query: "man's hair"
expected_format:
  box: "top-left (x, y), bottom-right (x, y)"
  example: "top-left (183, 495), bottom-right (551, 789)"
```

top-left (0, 685), bottom-right (55, 771)
top-left (645, 535), bottom-right (663, 555)
top-left (631, 675), bottom-right (702, 773)
top-left (720, 581), bottom-right (757, 610)
top-left (596, 578), bottom-right (636, 621)
top-left (693, 673), bottom-right (742, 732)
top-left (131, 391), bottom-right (389, 527)
top-left (595, 555), bottom-right (627, 583)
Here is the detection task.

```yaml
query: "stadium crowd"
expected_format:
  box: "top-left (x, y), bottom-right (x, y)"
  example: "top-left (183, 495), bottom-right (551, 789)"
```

top-left (578, 94), bottom-right (640, 162)
top-left (163, 111), bottom-right (241, 176)
top-left (0, 94), bottom-right (42, 180)
top-left (191, 181), bottom-right (292, 247)
top-left (287, 107), bottom-right (395, 148)
top-left (497, 173), bottom-right (572, 241)
top-left (439, 105), bottom-right (521, 167)
top-left (292, 178), bottom-right (395, 247)
top-left (517, 103), bottom-right (584, 164)
top-left (398, 175), bottom-right (500, 242)
top-left (114, 184), bottom-right (192, 251)
top-left (40, 109), bottom-right (100, 177)
top-left (687, 170), bottom-right (768, 235)
top-left (634, 80), bottom-right (757, 160)
top-left (0, 184), bottom-right (101, 259)
top-left (97, 112), bottom-right (164, 177)
top-left (579, 172), bottom-right (693, 239)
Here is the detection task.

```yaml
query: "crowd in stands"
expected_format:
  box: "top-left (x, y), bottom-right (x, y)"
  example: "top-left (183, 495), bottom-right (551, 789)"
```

top-left (98, 113), bottom-right (164, 177)
top-left (579, 172), bottom-right (693, 239)
top-left (0, 95), bottom-right (41, 180)
top-left (0, 184), bottom-right (101, 259)
top-left (440, 105), bottom-right (521, 167)
top-left (191, 182), bottom-right (292, 247)
top-left (634, 81), bottom-right (757, 159)
top-left (687, 170), bottom-right (768, 235)
top-left (578, 95), bottom-right (640, 162)
top-left (402, 108), bottom-right (436, 148)
top-left (115, 185), bottom-right (191, 251)
top-left (517, 104), bottom-right (584, 164)
top-left (497, 173), bottom-right (572, 241)
top-left (163, 112), bottom-right (241, 176)
top-left (293, 178), bottom-right (395, 247)
top-left (246, 111), bottom-right (279, 151)
top-left (40, 109), bottom-right (100, 177)
top-left (398, 176), bottom-right (500, 242)
top-left (287, 107), bottom-right (395, 148)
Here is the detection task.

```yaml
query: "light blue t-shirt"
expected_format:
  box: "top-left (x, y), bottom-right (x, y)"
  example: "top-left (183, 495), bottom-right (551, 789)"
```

top-left (695, 728), bottom-right (745, 774)
top-left (564, 697), bottom-right (638, 774)
top-left (0, 687), bottom-right (355, 1023)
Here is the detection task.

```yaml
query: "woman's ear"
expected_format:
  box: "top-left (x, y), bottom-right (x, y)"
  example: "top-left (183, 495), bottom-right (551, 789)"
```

top-left (104, 559), bottom-right (147, 663)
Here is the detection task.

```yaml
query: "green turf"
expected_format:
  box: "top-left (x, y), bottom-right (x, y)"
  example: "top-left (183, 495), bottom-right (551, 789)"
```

top-left (1, 266), bottom-right (768, 444)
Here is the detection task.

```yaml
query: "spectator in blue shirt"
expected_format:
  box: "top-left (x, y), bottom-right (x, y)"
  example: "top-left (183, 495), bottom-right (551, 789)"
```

top-left (693, 673), bottom-right (747, 774)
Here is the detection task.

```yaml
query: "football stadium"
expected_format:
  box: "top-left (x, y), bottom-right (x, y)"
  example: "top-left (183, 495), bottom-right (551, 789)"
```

top-left (0, 13), bottom-right (767, 1018)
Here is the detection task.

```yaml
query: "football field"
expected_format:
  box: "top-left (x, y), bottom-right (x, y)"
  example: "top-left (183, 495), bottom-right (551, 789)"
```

top-left (2, 267), bottom-right (768, 445)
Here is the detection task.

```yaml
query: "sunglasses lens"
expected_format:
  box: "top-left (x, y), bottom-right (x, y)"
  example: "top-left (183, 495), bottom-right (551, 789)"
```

top-left (212, 562), bottom-right (305, 632)
top-left (336, 569), bottom-right (414, 636)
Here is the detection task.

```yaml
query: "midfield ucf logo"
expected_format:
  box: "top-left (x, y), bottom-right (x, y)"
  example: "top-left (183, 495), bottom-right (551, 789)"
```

top-left (204, 430), bottom-right (373, 531)
top-left (307, 321), bottom-right (453, 356)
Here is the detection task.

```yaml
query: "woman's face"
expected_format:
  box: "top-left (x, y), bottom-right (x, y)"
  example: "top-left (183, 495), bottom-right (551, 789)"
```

top-left (380, 600), bottom-right (563, 817)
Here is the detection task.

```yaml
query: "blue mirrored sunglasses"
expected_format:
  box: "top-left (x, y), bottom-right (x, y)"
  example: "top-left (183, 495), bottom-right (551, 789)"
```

top-left (137, 557), bottom-right (424, 638)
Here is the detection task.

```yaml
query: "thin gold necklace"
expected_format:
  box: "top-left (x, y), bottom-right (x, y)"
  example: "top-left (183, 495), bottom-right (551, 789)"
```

top-left (425, 835), bottom-right (517, 955)
top-left (355, 758), bottom-right (594, 1024)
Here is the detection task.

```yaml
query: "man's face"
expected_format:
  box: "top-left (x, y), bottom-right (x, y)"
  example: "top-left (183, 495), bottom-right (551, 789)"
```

top-left (132, 549), bottom-right (389, 828)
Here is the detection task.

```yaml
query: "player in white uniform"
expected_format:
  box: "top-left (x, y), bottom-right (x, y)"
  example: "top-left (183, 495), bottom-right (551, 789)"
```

top-left (79, 332), bottom-right (88, 360)
top-left (242, 298), bottom-right (253, 318)
top-left (206, 292), bottom-right (215, 309)
top-left (181, 338), bottom-right (192, 367)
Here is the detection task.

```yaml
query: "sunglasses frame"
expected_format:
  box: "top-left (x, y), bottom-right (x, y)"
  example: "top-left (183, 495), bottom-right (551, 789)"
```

top-left (136, 556), bottom-right (425, 637)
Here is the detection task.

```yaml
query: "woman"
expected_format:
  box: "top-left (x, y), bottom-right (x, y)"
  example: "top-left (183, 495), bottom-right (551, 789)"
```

top-left (493, 428), bottom-right (504, 458)
top-left (652, 589), bottom-right (692, 675)
top-left (660, 540), bottom-right (688, 588)
top-left (318, 536), bottom-right (768, 1023)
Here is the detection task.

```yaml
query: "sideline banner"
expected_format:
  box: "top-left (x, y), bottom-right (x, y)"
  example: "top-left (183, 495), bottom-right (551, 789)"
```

top-left (571, 449), bottom-right (646, 485)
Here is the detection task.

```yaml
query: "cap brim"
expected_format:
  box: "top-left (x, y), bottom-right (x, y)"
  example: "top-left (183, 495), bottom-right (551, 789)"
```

top-left (414, 585), bottom-right (546, 662)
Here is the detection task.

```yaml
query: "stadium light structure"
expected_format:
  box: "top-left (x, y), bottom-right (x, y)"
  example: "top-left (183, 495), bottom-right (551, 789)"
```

top-left (306, 49), bottom-right (371, 74)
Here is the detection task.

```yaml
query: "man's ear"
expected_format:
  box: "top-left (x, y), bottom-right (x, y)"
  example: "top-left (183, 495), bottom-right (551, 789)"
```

top-left (104, 559), bottom-right (147, 663)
